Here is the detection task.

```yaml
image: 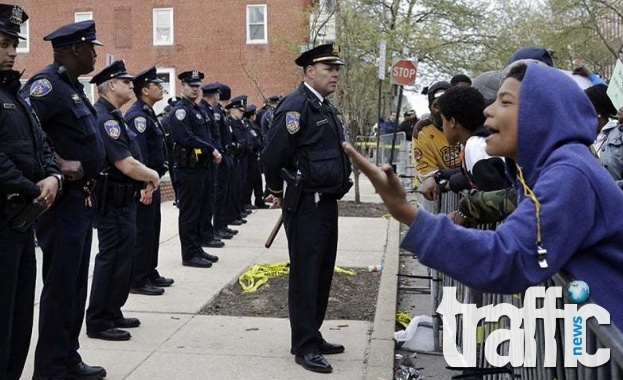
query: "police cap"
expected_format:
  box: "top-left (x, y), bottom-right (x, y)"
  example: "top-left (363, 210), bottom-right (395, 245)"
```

top-left (225, 96), bottom-right (246, 111)
top-left (219, 84), bottom-right (231, 101)
top-left (90, 59), bottom-right (133, 85)
top-left (44, 20), bottom-right (103, 48)
top-left (243, 104), bottom-right (257, 117)
top-left (0, 4), bottom-right (28, 40)
top-left (178, 70), bottom-right (204, 85)
top-left (133, 66), bottom-right (164, 88)
top-left (202, 82), bottom-right (221, 95)
top-left (295, 43), bottom-right (345, 67)
top-left (266, 94), bottom-right (282, 103)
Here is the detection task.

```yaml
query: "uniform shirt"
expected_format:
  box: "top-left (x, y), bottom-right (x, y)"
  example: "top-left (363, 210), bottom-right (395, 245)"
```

top-left (412, 124), bottom-right (461, 179)
top-left (229, 118), bottom-right (251, 156)
top-left (23, 62), bottom-right (105, 180)
top-left (245, 118), bottom-right (263, 154)
top-left (168, 97), bottom-right (215, 153)
top-left (0, 69), bottom-right (60, 198)
top-left (215, 103), bottom-right (234, 150)
top-left (94, 98), bottom-right (142, 185)
top-left (262, 83), bottom-right (352, 197)
top-left (125, 99), bottom-right (168, 173)
top-left (198, 99), bottom-right (222, 150)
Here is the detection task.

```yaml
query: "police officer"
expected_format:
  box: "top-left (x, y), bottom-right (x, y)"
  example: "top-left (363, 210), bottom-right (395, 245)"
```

top-left (23, 20), bottom-right (107, 380)
top-left (260, 94), bottom-right (282, 136)
top-left (85, 60), bottom-right (160, 341)
top-left (261, 43), bottom-right (353, 374)
top-left (0, 6), bottom-right (62, 380)
top-left (161, 97), bottom-right (182, 205)
top-left (125, 66), bottom-right (175, 296)
top-left (197, 82), bottom-right (229, 245)
top-left (169, 71), bottom-right (221, 267)
top-left (242, 105), bottom-right (267, 209)
top-left (226, 96), bottom-right (252, 222)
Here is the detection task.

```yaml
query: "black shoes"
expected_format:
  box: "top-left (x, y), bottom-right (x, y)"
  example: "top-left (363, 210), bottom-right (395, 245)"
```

top-left (199, 251), bottom-right (219, 262)
top-left (87, 328), bottom-right (131, 341)
top-left (229, 219), bottom-right (243, 226)
top-left (295, 352), bottom-right (332, 373)
top-left (224, 227), bottom-right (238, 235)
top-left (65, 362), bottom-right (107, 380)
top-left (215, 229), bottom-right (234, 240)
top-left (152, 276), bottom-right (174, 287)
top-left (114, 317), bottom-right (141, 328)
top-left (319, 341), bottom-right (345, 355)
top-left (130, 284), bottom-right (165, 296)
top-left (202, 239), bottom-right (225, 248)
top-left (182, 256), bottom-right (212, 268)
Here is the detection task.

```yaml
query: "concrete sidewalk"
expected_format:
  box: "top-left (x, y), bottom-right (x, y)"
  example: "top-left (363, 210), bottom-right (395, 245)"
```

top-left (22, 177), bottom-right (408, 380)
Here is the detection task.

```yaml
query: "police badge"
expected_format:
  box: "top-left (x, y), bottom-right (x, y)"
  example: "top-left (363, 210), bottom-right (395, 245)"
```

top-left (104, 120), bottom-right (121, 139)
top-left (134, 117), bottom-right (147, 133)
top-left (286, 112), bottom-right (300, 134)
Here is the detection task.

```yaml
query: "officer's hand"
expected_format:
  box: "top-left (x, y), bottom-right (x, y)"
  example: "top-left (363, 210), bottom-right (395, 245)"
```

top-left (58, 158), bottom-right (84, 181)
top-left (270, 197), bottom-right (282, 209)
top-left (342, 142), bottom-right (416, 226)
top-left (212, 149), bottom-right (222, 165)
top-left (140, 187), bottom-right (154, 205)
top-left (421, 177), bottom-right (439, 201)
top-left (36, 176), bottom-right (60, 209)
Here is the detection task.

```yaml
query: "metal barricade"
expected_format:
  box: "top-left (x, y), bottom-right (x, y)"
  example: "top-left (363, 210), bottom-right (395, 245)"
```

top-left (422, 191), bottom-right (623, 379)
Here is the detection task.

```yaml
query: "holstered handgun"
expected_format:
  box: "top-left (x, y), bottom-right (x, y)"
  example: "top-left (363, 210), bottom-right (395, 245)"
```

top-left (2, 194), bottom-right (47, 232)
top-left (281, 168), bottom-right (303, 213)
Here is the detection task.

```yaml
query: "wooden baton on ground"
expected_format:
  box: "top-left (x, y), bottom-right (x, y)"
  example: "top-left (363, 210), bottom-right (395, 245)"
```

top-left (265, 214), bottom-right (283, 248)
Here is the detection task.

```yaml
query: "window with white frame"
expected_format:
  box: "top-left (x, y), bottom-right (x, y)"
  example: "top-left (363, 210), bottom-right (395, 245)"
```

top-left (153, 8), bottom-right (174, 46)
top-left (246, 5), bottom-right (267, 44)
top-left (16, 19), bottom-right (28, 53)
top-left (78, 78), bottom-right (94, 104)
top-left (75, 12), bottom-right (93, 22)
top-left (152, 68), bottom-right (175, 115)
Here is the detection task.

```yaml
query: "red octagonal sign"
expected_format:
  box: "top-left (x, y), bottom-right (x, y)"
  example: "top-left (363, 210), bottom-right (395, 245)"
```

top-left (391, 59), bottom-right (418, 86)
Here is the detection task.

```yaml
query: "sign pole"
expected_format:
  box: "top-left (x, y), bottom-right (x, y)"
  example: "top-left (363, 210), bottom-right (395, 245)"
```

top-left (375, 40), bottom-right (386, 166)
top-left (389, 85), bottom-right (403, 168)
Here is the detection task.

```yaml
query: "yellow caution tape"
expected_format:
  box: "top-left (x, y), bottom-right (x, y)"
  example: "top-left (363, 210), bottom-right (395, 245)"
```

top-left (238, 262), bottom-right (357, 292)
top-left (396, 310), bottom-right (412, 328)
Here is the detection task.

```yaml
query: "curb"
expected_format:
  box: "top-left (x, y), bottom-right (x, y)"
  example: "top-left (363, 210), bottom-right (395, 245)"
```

top-left (366, 217), bottom-right (400, 380)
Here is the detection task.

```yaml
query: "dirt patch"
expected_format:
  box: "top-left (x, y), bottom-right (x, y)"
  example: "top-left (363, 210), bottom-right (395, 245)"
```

top-left (201, 268), bottom-right (381, 321)
top-left (338, 201), bottom-right (387, 218)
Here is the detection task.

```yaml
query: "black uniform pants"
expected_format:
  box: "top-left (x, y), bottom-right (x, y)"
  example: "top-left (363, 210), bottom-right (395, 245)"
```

top-left (35, 188), bottom-right (96, 378)
top-left (283, 193), bottom-right (338, 355)
top-left (132, 188), bottom-right (161, 287)
top-left (86, 201), bottom-right (136, 333)
top-left (200, 164), bottom-right (216, 242)
top-left (214, 155), bottom-right (232, 231)
top-left (226, 159), bottom-right (241, 222)
top-left (175, 167), bottom-right (210, 260)
top-left (250, 156), bottom-right (265, 207)
top-left (0, 220), bottom-right (35, 380)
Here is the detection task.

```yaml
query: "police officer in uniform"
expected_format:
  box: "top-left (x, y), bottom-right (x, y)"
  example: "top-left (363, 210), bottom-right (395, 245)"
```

top-left (23, 20), bottom-right (107, 380)
top-left (125, 66), bottom-right (175, 296)
top-left (261, 43), bottom-right (353, 374)
top-left (197, 83), bottom-right (229, 245)
top-left (169, 71), bottom-right (221, 267)
top-left (242, 105), bottom-right (267, 209)
top-left (260, 94), bottom-right (282, 137)
top-left (226, 96), bottom-right (252, 221)
top-left (0, 6), bottom-right (62, 380)
top-left (85, 60), bottom-right (160, 341)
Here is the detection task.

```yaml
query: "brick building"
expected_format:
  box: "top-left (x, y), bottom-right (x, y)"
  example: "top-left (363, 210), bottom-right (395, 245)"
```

top-left (8, 0), bottom-right (317, 113)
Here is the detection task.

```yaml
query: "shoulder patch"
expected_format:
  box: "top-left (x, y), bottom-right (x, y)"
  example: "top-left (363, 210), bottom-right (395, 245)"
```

top-left (29, 79), bottom-right (53, 97)
top-left (175, 109), bottom-right (186, 121)
top-left (413, 148), bottom-right (423, 161)
top-left (134, 117), bottom-right (147, 133)
top-left (286, 111), bottom-right (301, 134)
top-left (104, 120), bottom-right (121, 139)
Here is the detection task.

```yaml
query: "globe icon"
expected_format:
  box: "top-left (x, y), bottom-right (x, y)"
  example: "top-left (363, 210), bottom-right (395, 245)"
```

top-left (567, 280), bottom-right (590, 304)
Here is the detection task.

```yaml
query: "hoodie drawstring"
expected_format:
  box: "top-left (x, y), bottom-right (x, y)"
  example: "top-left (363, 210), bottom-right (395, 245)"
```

top-left (515, 163), bottom-right (549, 268)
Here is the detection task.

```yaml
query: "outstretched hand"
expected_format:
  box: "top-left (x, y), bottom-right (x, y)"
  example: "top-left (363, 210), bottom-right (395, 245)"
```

top-left (341, 142), bottom-right (417, 225)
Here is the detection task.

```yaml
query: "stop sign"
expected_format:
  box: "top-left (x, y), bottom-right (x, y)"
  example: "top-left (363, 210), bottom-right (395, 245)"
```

top-left (391, 59), bottom-right (417, 86)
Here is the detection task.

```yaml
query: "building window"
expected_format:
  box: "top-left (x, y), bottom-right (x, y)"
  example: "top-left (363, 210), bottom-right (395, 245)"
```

top-left (16, 19), bottom-right (28, 53)
top-left (246, 5), bottom-right (267, 44)
top-left (153, 68), bottom-right (175, 115)
top-left (153, 8), bottom-right (174, 46)
top-left (75, 12), bottom-right (93, 22)
top-left (78, 78), bottom-right (94, 104)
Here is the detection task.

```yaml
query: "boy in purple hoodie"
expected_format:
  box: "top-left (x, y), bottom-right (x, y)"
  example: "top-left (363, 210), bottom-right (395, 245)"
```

top-left (343, 62), bottom-right (623, 329)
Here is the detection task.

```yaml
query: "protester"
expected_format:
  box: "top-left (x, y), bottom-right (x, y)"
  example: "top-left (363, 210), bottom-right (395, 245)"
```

top-left (343, 62), bottom-right (623, 329)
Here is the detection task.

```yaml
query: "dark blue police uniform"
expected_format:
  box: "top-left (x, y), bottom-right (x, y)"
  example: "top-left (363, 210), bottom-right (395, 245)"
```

top-left (86, 61), bottom-right (143, 340)
top-left (227, 96), bottom-right (252, 220)
top-left (214, 100), bottom-right (239, 232)
top-left (22, 20), bottom-right (107, 380)
top-left (242, 105), bottom-right (266, 208)
top-left (261, 44), bottom-right (352, 372)
top-left (125, 66), bottom-right (173, 292)
top-left (169, 71), bottom-right (219, 267)
top-left (0, 8), bottom-right (62, 378)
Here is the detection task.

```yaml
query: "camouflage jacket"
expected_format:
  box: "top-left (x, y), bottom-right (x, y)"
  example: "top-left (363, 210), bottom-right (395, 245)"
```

top-left (458, 187), bottom-right (517, 224)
